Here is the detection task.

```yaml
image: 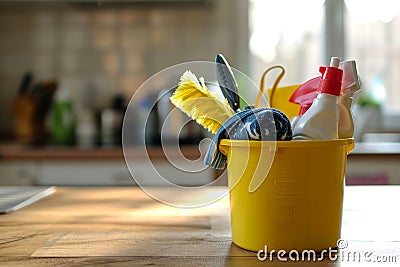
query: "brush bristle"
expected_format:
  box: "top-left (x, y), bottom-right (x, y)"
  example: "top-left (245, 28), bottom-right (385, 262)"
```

top-left (170, 71), bottom-right (235, 134)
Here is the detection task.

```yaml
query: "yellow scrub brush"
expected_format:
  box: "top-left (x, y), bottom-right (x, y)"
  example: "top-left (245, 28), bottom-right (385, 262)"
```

top-left (170, 70), bottom-right (235, 134)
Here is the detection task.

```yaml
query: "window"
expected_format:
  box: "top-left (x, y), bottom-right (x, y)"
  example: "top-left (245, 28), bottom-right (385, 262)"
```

top-left (249, 0), bottom-right (324, 87)
top-left (249, 0), bottom-right (400, 109)
top-left (346, 0), bottom-right (400, 108)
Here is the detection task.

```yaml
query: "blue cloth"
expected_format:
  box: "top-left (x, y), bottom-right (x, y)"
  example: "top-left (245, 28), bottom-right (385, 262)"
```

top-left (204, 107), bottom-right (292, 169)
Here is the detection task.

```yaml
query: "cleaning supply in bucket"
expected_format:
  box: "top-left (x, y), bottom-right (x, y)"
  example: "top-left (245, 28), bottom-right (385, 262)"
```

top-left (289, 59), bottom-right (362, 136)
top-left (338, 60), bottom-right (362, 138)
top-left (170, 70), bottom-right (235, 134)
top-left (215, 54), bottom-right (241, 112)
top-left (289, 57), bottom-right (346, 117)
top-left (205, 107), bottom-right (292, 169)
top-left (293, 57), bottom-right (343, 140)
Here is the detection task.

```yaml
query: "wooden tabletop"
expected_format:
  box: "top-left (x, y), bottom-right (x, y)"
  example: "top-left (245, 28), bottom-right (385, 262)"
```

top-left (0, 186), bottom-right (400, 266)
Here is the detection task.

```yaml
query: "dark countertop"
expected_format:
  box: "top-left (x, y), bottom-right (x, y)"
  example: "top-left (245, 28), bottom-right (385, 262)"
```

top-left (0, 144), bottom-right (202, 161)
top-left (0, 142), bottom-right (399, 161)
top-left (351, 142), bottom-right (400, 154)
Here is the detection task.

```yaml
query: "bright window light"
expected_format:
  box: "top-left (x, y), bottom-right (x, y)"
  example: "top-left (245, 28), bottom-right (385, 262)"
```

top-left (345, 0), bottom-right (400, 23)
top-left (249, 0), bottom-right (324, 87)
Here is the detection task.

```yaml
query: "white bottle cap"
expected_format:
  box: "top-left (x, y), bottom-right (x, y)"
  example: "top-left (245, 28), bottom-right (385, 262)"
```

top-left (339, 60), bottom-right (362, 97)
top-left (330, 57), bottom-right (341, 68)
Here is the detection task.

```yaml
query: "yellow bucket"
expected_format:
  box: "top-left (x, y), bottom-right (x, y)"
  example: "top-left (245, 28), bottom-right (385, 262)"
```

top-left (219, 138), bottom-right (354, 252)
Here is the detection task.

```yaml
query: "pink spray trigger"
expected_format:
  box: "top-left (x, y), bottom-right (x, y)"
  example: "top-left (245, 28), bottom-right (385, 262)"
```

top-left (289, 76), bottom-right (320, 115)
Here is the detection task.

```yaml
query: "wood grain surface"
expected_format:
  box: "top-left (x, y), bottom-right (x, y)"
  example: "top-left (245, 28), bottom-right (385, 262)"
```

top-left (0, 186), bottom-right (400, 266)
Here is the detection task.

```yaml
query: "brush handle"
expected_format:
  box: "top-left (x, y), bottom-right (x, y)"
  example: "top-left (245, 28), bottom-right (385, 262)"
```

top-left (216, 54), bottom-right (240, 111)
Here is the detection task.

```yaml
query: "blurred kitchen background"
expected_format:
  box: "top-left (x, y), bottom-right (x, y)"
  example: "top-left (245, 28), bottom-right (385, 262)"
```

top-left (0, 0), bottom-right (399, 186)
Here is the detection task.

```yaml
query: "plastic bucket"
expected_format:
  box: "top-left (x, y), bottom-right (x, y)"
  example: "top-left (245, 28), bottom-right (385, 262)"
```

top-left (219, 138), bottom-right (354, 252)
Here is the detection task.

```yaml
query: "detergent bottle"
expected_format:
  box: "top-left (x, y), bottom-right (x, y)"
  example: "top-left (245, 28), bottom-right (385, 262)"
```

top-left (50, 84), bottom-right (76, 145)
top-left (293, 57), bottom-right (343, 140)
top-left (338, 60), bottom-right (361, 138)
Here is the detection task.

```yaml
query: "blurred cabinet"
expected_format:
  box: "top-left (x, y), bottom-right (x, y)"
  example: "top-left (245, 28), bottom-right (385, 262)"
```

top-left (38, 161), bottom-right (132, 186)
top-left (346, 143), bottom-right (400, 185)
top-left (0, 146), bottom-right (213, 186)
top-left (0, 161), bottom-right (39, 185)
top-left (38, 160), bottom-right (212, 186)
top-left (3, 143), bottom-right (399, 186)
top-left (346, 157), bottom-right (400, 185)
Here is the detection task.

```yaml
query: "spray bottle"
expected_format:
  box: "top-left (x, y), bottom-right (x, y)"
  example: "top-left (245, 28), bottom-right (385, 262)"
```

top-left (338, 60), bottom-right (361, 138)
top-left (293, 57), bottom-right (343, 140)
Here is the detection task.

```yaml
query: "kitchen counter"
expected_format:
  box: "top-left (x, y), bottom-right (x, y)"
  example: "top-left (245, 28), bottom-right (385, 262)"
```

top-left (0, 145), bottom-right (212, 186)
top-left (346, 142), bottom-right (400, 184)
top-left (0, 144), bottom-right (202, 161)
top-left (0, 186), bottom-right (399, 266)
top-left (349, 142), bottom-right (400, 157)
top-left (0, 142), bottom-right (399, 161)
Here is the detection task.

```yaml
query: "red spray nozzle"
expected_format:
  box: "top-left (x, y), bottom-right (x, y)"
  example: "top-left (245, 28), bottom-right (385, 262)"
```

top-left (289, 64), bottom-right (344, 116)
top-left (318, 66), bottom-right (343, 96)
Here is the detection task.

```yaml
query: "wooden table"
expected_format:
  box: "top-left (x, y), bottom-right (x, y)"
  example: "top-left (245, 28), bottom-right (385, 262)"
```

top-left (0, 186), bottom-right (400, 266)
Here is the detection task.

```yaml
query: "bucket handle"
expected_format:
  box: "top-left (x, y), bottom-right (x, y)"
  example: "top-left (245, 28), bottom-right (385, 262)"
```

top-left (346, 140), bottom-right (355, 155)
top-left (255, 65), bottom-right (286, 108)
top-left (219, 142), bottom-right (230, 157)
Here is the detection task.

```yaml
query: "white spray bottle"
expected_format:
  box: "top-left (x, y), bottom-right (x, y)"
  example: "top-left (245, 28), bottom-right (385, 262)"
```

top-left (338, 60), bottom-right (362, 138)
top-left (293, 57), bottom-right (343, 140)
